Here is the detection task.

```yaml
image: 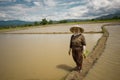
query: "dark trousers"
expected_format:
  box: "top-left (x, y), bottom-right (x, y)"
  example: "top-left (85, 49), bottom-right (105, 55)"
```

top-left (72, 47), bottom-right (83, 70)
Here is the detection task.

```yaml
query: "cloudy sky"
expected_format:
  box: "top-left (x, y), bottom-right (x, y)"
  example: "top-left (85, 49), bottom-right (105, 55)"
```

top-left (0, 0), bottom-right (120, 21)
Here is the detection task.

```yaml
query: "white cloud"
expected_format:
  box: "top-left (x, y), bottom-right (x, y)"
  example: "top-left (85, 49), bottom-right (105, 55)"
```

top-left (90, 0), bottom-right (111, 10)
top-left (67, 6), bottom-right (88, 18)
top-left (0, 4), bottom-right (33, 20)
top-left (0, 13), bottom-right (6, 17)
top-left (87, 0), bottom-right (120, 15)
top-left (44, 0), bottom-right (56, 7)
top-left (59, 1), bottom-right (80, 6)
top-left (33, 1), bottom-right (42, 6)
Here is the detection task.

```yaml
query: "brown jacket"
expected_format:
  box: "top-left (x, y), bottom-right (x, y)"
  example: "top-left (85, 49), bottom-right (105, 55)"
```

top-left (70, 34), bottom-right (86, 48)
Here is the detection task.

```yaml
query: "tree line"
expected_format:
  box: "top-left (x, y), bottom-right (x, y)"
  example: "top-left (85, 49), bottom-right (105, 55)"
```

top-left (0, 18), bottom-right (68, 29)
top-left (34, 18), bottom-right (68, 26)
top-left (0, 17), bottom-right (120, 30)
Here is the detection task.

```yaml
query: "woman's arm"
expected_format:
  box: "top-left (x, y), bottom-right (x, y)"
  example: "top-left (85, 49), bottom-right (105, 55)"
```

top-left (82, 34), bottom-right (86, 58)
top-left (69, 35), bottom-right (73, 55)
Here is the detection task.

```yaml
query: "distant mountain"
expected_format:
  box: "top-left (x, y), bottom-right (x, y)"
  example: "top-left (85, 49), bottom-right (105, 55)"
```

top-left (95, 12), bottom-right (120, 20)
top-left (0, 20), bottom-right (33, 27)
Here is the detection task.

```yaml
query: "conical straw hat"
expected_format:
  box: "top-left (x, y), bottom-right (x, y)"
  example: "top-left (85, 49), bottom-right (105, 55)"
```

top-left (70, 25), bottom-right (84, 33)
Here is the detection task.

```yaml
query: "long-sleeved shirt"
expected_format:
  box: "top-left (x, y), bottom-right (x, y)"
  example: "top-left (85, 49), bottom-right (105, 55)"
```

top-left (70, 34), bottom-right (86, 48)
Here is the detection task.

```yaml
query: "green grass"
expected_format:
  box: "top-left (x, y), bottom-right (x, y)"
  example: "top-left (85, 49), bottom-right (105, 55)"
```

top-left (0, 26), bottom-right (34, 33)
top-left (84, 50), bottom-right (90, 56)
top-left (65, 19), bottom-right (120, 24)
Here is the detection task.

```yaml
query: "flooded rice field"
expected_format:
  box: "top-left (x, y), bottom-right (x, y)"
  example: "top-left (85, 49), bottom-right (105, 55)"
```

top-left (5, 23), bottom-right (107, 33)
top-left (0, 23), bottom-right (102, 80)
top-left (83, 25), bottom-right (120, 80)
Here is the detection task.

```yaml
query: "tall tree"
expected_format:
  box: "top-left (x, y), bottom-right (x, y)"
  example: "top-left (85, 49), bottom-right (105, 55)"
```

top-left (40, 18), bottom-right (48, 25)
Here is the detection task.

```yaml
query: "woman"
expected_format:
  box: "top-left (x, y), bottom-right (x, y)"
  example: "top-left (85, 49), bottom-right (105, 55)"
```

top-left (69, 25), bottom-right (86, 72)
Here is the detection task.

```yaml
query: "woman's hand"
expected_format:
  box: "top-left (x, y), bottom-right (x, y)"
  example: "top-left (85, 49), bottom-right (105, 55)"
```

top-left (83, 46), bottom-right (86, 58)
top-left (82, 53), bottom-right (86, 59)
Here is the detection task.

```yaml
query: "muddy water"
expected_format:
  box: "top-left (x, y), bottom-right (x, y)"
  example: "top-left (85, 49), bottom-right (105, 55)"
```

top-left (83, 25), bottom-right (120, 80)
top-left (0, 32), bottom-right (102, 80)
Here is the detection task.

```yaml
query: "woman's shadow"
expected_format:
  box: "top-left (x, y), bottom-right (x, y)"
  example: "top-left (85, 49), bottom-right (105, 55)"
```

top-left (56, 64), bottom-right (75, 72)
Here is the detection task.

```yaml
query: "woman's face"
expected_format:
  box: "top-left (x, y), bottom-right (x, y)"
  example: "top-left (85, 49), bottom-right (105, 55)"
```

top-left (73, 29), bottom-right (81, 34)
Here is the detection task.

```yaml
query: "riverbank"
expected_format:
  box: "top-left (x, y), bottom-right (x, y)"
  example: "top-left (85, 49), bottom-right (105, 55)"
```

top-left (65, 23), bottom-right (120, 80)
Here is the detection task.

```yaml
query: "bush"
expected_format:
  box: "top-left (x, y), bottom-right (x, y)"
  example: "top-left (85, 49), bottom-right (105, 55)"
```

top-left (59, 20), bottom-right (67, 23)
top-left (34, 21), bottom-right (39, 26)
top-left (40, 18), bottom-right (48, 25)
top-left (48, 20), bottom-right (53, 24)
